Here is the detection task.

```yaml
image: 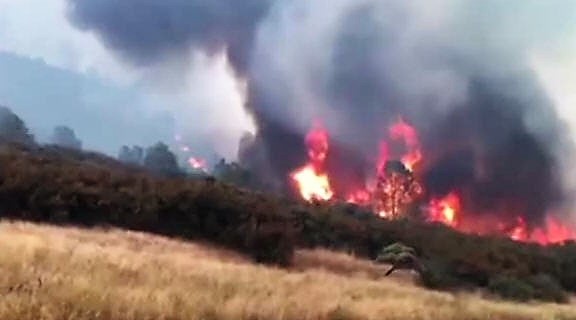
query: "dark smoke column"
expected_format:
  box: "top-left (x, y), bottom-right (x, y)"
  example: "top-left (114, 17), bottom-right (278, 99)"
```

top-left (67, 0), bottom-right (273, 72)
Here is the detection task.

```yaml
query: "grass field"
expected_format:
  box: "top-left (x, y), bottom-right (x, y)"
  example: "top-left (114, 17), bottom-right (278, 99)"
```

top-left (1, 221), bottom-right (575, 320)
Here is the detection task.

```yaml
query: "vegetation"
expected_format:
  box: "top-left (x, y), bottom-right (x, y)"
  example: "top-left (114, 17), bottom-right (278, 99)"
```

top-left (2, 221), bottom-right (575, 320)
top-left (487, 274), bottom-right (567, 303)
top-left (376, 242), bottom-right (422, 277)
top-left (0, 105), bottom-right (35, 145)
top-left (0, 106), bottom-right (575, 303)
top-left (118, 145), bottom-right (144, 165)
top-left (143, 142), bottom-right (181, 177)
top-left (0, 141), bottom-right (296, 266)
top-left (51, 125), bottom-right (82, 150)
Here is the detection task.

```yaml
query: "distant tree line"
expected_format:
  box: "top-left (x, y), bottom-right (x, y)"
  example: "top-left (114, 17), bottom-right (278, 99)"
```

top-left (51, 125), bottom-right (82, 150)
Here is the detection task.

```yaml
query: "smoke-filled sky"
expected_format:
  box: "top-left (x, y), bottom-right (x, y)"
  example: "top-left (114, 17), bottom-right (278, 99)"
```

top-left (1, 0), bottom-right (576, 218)
top-left (0, 0), bottom-right (255, 157)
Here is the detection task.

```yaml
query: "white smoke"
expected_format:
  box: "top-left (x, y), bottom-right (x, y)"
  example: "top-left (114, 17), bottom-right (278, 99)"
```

top-left (0, 0), bottom-right (257, 160)
top-left (247, 0), bottom-right (576, 217)
top-left (532, 50), bottom-right (576, 220)
top-left (141, 49), bottom-right (255, 161)
top-left (252, 0), bottom-right (576, 127)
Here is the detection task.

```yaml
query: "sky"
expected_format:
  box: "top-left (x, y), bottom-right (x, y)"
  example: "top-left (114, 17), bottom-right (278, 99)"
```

top-left (0, 0), bottom-right (255, 158)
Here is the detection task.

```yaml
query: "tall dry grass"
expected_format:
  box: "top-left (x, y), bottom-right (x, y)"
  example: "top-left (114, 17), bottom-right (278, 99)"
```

top-left (0, 221), bottom-right (575, 320)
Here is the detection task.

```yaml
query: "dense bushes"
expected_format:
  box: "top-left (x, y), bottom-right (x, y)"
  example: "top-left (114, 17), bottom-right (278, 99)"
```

top-left (293, 204), bottom-right (576, 301)
top-left (1, 141), bottom-right (576, 302)
top-left (487, 274), bottom-right (567, 303)
top-left (488, 275), bottom-right (536, 302)
top-left (0, 143), bottom-right (295, 265)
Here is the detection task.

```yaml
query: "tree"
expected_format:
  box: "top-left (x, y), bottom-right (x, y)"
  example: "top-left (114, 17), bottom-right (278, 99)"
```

top-left (373, 160), bottom-right (423, 219)
top-left (213, 158), bottom-right (255, 188)
top-left (118, 145), bottom-right (144, 165)
top-left (51, 125), bottom-right (82, 149)
top-left (376, 242), bottom-right (423, 276)
top-left (0, 106), bottom-right (34, 145)
top-left (143, 142), bottom-right (180, 176)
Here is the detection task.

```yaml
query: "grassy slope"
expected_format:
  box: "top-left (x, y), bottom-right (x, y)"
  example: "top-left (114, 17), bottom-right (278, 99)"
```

top-left (1, 221), bottom-right (575, 320)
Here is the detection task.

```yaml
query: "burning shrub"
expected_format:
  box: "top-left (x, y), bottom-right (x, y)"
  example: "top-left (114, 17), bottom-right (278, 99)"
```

top-left (290, 118), bottom-right (576, 246)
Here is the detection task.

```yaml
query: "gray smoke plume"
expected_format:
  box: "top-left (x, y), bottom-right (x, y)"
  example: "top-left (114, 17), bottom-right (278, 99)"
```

top-left (67, 0), bottom-right (576, 225)
top-left (67, 0), bottom-right (272, 72)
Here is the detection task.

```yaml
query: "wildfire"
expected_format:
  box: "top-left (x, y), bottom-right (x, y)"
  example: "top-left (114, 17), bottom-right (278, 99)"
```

top-left (291, 165), bottom-right (333, 201)
top-left (508, 216), bottom-right (576, 245)
top-left (290, 117), bottom-right (576, 245)
top-left (347, 189), bottom-right (371, 206)
top-left (428, 192), bottom-right (460, 227)
top-left (291, 123), bottom-right (334, 202)
top-left (388, 117), bottom-right (422, 171)
top-left (188, 157), bottom-right (208, 172)
top-left (174, 135), bottom-right (208, 172)
top-left (373, 160), bottom-right (423, 219)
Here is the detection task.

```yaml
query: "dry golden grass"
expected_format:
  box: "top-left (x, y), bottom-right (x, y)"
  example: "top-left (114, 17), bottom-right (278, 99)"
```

top-left (1, 221), bottom-right (575, 320)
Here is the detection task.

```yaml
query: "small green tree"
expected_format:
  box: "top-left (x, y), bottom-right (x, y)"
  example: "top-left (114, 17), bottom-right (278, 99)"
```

top-left (376, 242), bottom-right (422, 276)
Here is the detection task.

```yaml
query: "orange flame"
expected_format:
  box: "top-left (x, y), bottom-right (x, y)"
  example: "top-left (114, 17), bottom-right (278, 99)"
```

top-left (389, 117), bottom-right (422, 171)
top-left (291, 123), bottom-right (334, 202)
top-left (346, 189), bottom-right (371, 206)
top-left (519, 216), bottom-right (575, 245)
top-left (173, 135), bottom-right (208, 172)
top-left (428, 192), bottom-right (460, 227)
top-left (291, 117), bottom-right (576, 245)
top-left (188, 157), bottom-right (207, 171)
top-left (291, 165), bottom-right (334, 201)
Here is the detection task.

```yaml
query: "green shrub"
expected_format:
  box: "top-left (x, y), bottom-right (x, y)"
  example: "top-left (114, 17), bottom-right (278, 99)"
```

top-left (0, 143), bottom-right (296, 266)
top-left (488, 275), bottom-right (535, 302)
top-left (527, 274), bottom-right (568, 303)
top-left (418, 259), bottom-right (462, 290)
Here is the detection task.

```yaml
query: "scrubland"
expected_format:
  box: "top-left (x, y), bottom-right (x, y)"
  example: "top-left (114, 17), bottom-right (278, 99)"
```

top-left (1, 221), bottom-right (575, 320)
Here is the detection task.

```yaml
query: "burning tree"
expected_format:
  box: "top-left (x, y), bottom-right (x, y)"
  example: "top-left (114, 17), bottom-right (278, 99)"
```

top-left (373, 160), bottom-right (423, 219)
top-left (290, 117), bottom-right (576, 245)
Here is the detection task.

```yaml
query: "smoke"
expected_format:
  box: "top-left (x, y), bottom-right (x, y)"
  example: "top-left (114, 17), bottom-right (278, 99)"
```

top-left (248, 0), bottom-right (576, 225)
top-left (66, 0), bottom-right (267, 160)
top-left (67, 0), bottom-right (272, 72)
top-left (67, 0), bottom-right (576, 223)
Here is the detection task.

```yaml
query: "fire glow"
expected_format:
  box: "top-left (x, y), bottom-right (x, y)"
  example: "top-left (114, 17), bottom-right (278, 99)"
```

top-left (290, 118), bottom-right (576, 245)
top-left (188, 157), bottom-right (208, 171)
top-left (174, 135), bottom-right (208, 172)
top-left (290, 123), bottom-right (334, 202)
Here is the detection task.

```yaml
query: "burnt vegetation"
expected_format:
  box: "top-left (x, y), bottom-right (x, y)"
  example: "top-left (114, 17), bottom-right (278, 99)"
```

top-left (0, 107), bottom-right (575, 303)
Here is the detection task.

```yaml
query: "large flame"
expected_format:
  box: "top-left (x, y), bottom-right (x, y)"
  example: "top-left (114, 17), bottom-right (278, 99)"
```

top-left (388, 117), bottom-right (422, 171)
top-left (291, 117), bottom-right (576, 245)
top-left (291, 123), bottom-right (334, 202)
top-left (428, 192), bottom-right (460, 227)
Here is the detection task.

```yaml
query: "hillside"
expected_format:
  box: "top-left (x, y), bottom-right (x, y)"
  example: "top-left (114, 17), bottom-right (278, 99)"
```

top-left (1, 142), bottom-right (576, 303)
top-left (1, 221), bottom-right (575, 320)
